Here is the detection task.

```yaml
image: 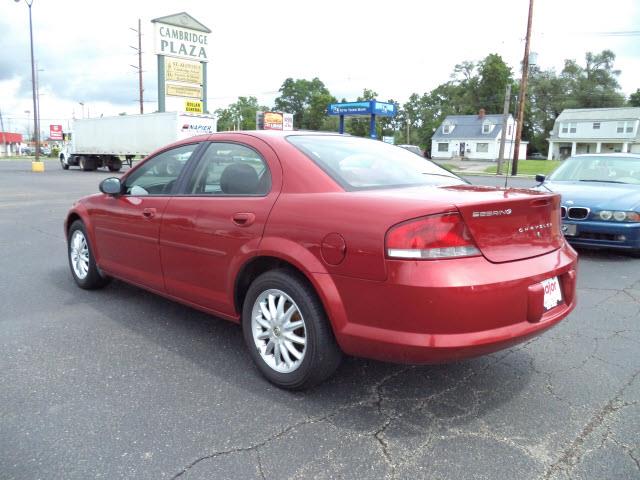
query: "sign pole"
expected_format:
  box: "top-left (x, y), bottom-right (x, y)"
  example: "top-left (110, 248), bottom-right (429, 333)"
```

top-left (157, 55), bottom-right (165, 112)
top-left (201, 61), bottom-right (207, 113)
top-left (339, 115), bottom-right (344, 134)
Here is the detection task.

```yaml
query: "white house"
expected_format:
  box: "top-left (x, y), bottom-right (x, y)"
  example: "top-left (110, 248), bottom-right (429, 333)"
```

top-left (431, 110), bottom-right (527, 161)
top-left (547, 107), bottom-right (640, 160)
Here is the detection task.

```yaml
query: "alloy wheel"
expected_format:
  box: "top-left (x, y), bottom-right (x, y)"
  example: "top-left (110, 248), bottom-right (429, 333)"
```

top-left (251, 289), bottom-right (307, 373)
top-left (70, 230), bottom-right (90, 280)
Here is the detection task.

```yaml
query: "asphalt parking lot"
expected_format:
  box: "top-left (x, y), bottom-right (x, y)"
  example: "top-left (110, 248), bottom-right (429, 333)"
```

top-left (1, 158), bottom-right (639, 480)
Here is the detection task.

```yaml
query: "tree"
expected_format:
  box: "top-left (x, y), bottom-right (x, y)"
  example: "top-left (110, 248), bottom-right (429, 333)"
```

top-left (561, 50), bottom-right (625, 108)
top-left (274, 78), bottom-right (335, 130)
top-left (214, 96), bottom-right (267, 131)
top-left (629, 88), bottom-right (640, 107)
top-left (526, 67), bottom-right (566, 153)
top-left (525, 50), bottom-right (626, 154)
top-left (476, 54), bottom-right (514, 114)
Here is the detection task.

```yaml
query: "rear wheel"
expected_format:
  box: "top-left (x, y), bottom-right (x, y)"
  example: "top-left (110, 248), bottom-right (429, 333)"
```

top-left (242, 269), bottom-right (342, 390)
top-left (108, 157), bottom-right (122, 172)
top-left (67, 220), bottom-right (110, 289)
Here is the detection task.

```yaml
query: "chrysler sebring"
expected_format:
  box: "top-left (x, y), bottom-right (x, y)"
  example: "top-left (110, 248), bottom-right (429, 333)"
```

top-left (65, 131), bottom-right (577, 389)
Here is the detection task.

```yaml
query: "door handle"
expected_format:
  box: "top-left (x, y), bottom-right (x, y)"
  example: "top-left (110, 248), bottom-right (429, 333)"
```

top-left (142, 207), bottom-right (156, 219)
top-left (232, 212), bottom-right (255, 227)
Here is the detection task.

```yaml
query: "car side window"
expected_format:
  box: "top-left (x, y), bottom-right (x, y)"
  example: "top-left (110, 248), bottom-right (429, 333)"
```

top-left (125, 144), bottom-right (199, 195)
top-left (187, 143), bottom-right (271, 196)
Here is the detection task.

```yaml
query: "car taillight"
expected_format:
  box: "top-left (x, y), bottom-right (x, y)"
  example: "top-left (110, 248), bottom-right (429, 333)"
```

top-left (385, 213), bottom-right (481, 260)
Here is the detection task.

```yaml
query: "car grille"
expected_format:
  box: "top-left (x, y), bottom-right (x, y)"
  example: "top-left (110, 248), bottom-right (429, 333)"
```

top-left (576, 232), bottom-right (621, 242)
top-left (567, 207), bottom-right (590, 220)
top-left (560, 206), bottom-right (567, 218)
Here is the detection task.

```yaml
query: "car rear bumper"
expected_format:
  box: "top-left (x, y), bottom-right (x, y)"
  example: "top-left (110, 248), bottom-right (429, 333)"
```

top-left (323, 244), bottom-right (578, 364)
top-left (563, 219), bottom-right (640, 250)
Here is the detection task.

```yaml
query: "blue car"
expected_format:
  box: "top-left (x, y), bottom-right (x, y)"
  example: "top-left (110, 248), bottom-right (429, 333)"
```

top-left (536, 154), bottom-right (640, 256)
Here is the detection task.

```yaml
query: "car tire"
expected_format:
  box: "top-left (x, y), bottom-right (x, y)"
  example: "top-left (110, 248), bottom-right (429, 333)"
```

top-left (67, 220), bottom-right (110, 289)
top-left (242, 269), bottom-right (342, 390)
top-left (60, 155), bottom-right (69, 170)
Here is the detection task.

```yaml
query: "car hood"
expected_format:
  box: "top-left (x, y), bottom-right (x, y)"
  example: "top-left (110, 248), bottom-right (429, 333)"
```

top-left (543, 181), bottom-right (640, 210)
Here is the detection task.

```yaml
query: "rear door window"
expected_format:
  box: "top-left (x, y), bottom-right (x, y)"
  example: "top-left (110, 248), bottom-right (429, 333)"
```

top-left (186, 143), bottom-right (271, 196)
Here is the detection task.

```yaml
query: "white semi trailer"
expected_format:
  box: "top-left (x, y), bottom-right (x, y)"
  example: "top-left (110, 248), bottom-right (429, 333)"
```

top-left (59, 112), bottom-right (217, 171)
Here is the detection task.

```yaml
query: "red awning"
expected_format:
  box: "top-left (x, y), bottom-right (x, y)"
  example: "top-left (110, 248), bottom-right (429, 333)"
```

top-left (0, 132), bottom-right (23, 143)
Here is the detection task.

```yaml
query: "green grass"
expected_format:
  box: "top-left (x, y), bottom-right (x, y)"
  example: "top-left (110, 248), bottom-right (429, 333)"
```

top-left (484, 159), bottom-right (561, 176)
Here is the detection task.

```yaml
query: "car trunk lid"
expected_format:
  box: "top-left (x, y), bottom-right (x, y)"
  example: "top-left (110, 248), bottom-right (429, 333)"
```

top-left (447, 186), bottom-right (563, 263)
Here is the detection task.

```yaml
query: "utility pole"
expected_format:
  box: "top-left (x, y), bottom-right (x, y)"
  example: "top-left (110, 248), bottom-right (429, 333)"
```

top-left (36, 63), bottom-right (42, 146)
top-left (0, 108), bottom-right (7, 157)
top-left (497, 84), bottom-right (512, 175)
top-left (512, 0), bottom-right (534, 176)
top-left (130, 19), bottom-right (144, 114)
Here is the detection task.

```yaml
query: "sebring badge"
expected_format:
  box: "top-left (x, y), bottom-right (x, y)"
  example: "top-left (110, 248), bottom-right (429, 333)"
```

top-left (472, 208), bottom-right (512, 218)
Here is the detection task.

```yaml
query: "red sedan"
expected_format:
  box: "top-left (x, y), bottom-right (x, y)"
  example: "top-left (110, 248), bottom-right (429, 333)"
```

top-left (65, 131), bottom-right (577, 389)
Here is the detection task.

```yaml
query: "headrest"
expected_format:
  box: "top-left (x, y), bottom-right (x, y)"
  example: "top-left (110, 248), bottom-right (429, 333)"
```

top-left (220, 163), bottom-right (260, 194)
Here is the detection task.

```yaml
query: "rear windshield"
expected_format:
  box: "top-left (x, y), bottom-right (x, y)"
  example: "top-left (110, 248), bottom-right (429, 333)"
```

top-left (288, 135), bottom-right (465, 190)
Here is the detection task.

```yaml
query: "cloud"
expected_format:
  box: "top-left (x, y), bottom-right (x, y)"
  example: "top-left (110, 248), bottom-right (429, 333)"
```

top-left (2, 6), bottom-right (156, 109)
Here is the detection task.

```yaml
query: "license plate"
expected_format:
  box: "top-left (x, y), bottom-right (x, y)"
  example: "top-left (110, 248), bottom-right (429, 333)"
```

top-left (562, 223), bottom-right (577, 237)
top-left (541, 277), bottom-right (563, 311)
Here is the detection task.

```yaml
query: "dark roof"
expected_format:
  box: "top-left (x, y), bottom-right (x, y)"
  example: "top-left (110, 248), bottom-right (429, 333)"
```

top-left (432, 114), bottom-right (511, 140)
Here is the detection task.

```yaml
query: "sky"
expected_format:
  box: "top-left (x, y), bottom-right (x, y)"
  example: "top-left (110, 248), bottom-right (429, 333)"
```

top-left (1, 0), bottom-right (639, 136)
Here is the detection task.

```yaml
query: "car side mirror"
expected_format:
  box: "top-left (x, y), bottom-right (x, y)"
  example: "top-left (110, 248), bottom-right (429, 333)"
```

top-left (535, 174), bottom-right (546, 184)
top-left (99, 177), bottom-right (123, 196)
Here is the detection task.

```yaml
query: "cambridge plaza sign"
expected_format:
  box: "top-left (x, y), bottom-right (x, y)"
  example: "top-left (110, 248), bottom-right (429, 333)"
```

top-left (152, 12), bottom-right (211, 114)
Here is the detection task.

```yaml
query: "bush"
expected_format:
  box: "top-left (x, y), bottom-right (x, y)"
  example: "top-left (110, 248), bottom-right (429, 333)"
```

top-left (51, 146), bottom-right (60, 158)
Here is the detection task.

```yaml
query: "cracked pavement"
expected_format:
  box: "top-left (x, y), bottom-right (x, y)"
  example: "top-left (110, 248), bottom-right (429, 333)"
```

top-left (1, 161), bottom-right (639, 479)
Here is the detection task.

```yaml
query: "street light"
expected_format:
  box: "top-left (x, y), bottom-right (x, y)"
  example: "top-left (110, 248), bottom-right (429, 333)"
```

top-left (79, 102), bottom-right (85, 119)
top-left (15, 0), bottom-right (40, 166)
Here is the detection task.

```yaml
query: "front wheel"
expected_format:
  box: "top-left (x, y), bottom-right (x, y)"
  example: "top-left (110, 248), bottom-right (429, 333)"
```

top-left (242, 269), bottom-right (342, 390)
top-left (68, 220), bottom-right (110, 289)
top-left (60, 155), bottom-right (69, 170)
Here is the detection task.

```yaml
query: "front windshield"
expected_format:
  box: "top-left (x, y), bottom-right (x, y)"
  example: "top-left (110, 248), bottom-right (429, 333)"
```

top-left (288, 135), bottom-right (465, 190)
top-left (549, 155), bottom-right (640, 184)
